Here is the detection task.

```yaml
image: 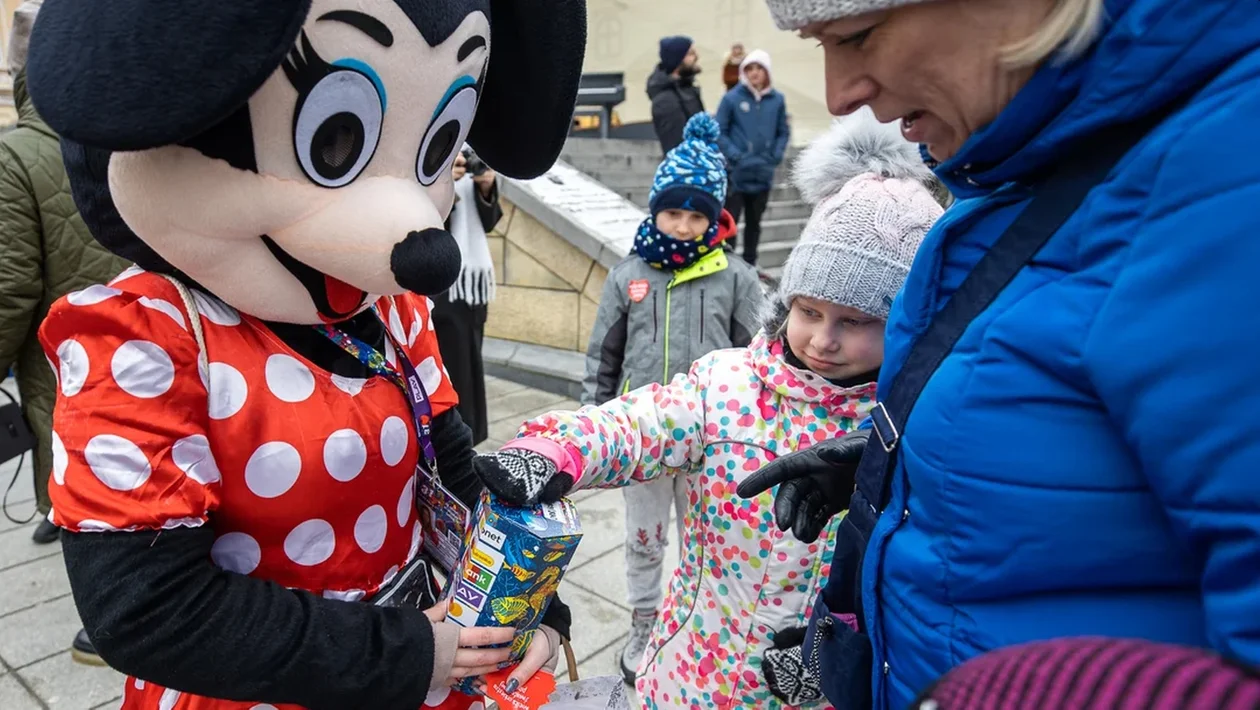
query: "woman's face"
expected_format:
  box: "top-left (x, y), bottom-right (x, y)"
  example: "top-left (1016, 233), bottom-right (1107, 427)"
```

top-left (785, 297), bottom-right (884, 381)
top-left (803, 0), bottom-right (1054, 161)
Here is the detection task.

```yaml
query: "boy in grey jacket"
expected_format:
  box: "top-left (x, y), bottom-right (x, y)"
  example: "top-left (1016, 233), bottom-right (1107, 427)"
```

top-left (581, 113), bottom-right (764, 682)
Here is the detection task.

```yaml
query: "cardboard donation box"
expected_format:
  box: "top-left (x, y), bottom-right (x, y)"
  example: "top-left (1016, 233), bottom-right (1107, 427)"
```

top-left (445, 490), bottom-right (583, 695)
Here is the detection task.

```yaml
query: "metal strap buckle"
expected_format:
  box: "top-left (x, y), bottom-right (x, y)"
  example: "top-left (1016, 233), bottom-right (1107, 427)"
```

top-left (870, 402), bottom-right (900, 454)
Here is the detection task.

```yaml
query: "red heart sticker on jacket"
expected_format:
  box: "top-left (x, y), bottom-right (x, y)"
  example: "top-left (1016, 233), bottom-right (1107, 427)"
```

top-left (628, 280), bottom-right (650, 303)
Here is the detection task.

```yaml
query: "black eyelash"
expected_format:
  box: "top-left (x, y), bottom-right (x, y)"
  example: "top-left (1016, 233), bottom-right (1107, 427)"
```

top-left (816, 27), bottom-right (874, 49)
top-left (282, 30), bottom-right (335, 95)
top-left (839, 28), bottom-right (874, 47)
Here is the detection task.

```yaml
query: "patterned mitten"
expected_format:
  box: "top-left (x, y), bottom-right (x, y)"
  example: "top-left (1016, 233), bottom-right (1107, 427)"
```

top-left (472, 444), bottom-right (574, 506)
top-left (763, 626), bottom-right (823, 706)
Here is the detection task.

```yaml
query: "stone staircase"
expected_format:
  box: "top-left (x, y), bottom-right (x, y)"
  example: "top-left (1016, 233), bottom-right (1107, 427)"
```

top-left (560, 137), bottom-right (809, 282)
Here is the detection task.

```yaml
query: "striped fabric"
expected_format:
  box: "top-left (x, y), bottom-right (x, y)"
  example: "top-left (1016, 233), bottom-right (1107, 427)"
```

top-left (916, 638), bottom-right (1260, 710)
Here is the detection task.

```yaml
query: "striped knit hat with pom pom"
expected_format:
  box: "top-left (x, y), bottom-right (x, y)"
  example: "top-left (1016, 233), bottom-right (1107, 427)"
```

top-left (779, 107), bottom-right (942, 320)
top-left (915, 637), bottom-right (1260, 710)
top-left (649, 113), bottom-right (728, 224)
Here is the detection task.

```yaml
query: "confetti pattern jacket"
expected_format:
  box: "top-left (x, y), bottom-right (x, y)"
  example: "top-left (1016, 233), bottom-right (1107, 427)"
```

top-left (519, 333), bottom-right (875, 710)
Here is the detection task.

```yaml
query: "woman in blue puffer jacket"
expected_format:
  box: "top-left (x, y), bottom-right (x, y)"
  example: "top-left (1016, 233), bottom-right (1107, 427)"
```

top-left (740, 0), bottom-right (1260, 708)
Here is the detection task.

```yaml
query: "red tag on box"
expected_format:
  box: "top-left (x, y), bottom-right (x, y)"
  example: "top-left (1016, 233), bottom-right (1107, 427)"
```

top-left (483, 668), bottom-right (557, 710)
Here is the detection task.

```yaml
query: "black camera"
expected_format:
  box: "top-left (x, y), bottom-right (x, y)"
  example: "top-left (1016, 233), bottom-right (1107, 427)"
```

top-left (461, 147), bottom-right (490, 177)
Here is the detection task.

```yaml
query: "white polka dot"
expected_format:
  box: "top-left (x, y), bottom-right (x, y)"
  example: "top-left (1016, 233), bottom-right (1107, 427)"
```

top-left (408, 310), bottom-right (423, 347)
top-left (321, 590), bottom-right (365, 603)
top-left (56, 339), bottom-right (89, 397)
top-left (382, 564), bottom-right (400, 587)
top-left (284, 519), bottom-right (336, 566)
top-left (416, 357), bottom-right (443, 396)
top-left (249, 705), bottom-right (279, 710)
top-left (265, 354), bottom-right (315, 403)
top-left (323, 429), bottom-right (367, 482)
top-left (192, 290), bottom-right (241, 326)
top-left (110, 340), bottom-right (175, 399)
top-left (159, 686), bottom-right (181, 710)
top-left (46, 354), bottom-right (58, 388)
top-left (138, 296), bottom-right (187, 330)
top-left (388, 305), bottom-right (407, 345)
top-left (408, 520), bottom-right (422, 562)
top-left (77, 519), bottom-right (119, 531)
top-left (380, 416), bottom-right (409, 466)
top-left (162, 516), bottom-right (204, 529)
top-left (51, 431), bottom-right (68, 485)
top-left (67, 284), bottom-right (121, 307)
top-left (207, 362), bottom-right (248, 419)
top-left (84, 435), bottom-right (151, 491)
top-left (244, 441), bottom-right (301, 498)
top-left (172, 435), bottom-right (221, 485)
top-left (197, 358), bottom-right (209, 392)
top-left (331, 374), bottom-right (366, 397)
top-left (354, 505), bottom-right (388, 553)
top-left (211, 532), bottom-right (261, 574)
top-left (383, 337), bottom-right (397, 367)
top-left (109, 265), bottom-right (145, 286)
top-left (133, 678), bottom-right (146, 690)
top-left (397, 476), bottom-right (415, 527)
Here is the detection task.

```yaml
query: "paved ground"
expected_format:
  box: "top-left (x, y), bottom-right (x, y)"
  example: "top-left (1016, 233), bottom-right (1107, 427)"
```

top-left (0, 376), bottom-right (661, 708)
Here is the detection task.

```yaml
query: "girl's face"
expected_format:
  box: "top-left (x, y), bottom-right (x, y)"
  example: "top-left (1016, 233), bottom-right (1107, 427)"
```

top-left (785, 297), bottom-right (884, 381)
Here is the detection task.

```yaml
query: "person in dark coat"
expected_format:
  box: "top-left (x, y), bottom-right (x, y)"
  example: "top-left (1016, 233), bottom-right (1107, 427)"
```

top-left (715, 48), bottom-right (790, 266)
top-left (431, 146), bottom-right (501, 447)
top-left (647, 35), bottom-right (704, 154)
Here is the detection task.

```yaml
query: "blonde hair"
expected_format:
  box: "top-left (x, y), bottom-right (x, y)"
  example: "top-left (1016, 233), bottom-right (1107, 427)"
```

top-left (1003, 0), bottom-right (1106, 68)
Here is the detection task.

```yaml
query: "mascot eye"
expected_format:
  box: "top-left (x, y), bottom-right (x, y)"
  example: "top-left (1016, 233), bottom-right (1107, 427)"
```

top-left (294, 69), bottom-right (384, 188)
top-left (416, 79), bottom-right (478, 186)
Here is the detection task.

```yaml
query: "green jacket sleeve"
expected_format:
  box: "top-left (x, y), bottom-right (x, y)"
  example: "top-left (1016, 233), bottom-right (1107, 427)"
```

top-left (581, 267), bottom-right (630, 406)
top-left (0, 144), bottom-right (43, 374)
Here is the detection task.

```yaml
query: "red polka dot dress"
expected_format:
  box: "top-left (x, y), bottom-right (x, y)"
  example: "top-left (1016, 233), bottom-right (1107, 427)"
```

top-left (40, 269), bottom-right (479, 710)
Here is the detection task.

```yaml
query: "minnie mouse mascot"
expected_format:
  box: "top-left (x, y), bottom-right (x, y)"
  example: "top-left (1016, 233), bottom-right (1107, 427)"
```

top-left (23, 1), bottom-right (584, 708)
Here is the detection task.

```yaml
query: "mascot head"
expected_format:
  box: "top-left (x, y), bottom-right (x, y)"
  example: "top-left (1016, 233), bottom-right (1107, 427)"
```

top-left (25, 0), bottom-right (586, 324)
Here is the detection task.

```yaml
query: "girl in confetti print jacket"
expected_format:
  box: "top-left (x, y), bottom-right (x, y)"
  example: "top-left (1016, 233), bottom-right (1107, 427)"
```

top-left (473, 113), bottom-right (945, 709)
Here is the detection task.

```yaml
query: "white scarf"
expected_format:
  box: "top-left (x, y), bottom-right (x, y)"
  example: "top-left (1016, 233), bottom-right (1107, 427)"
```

top-left (448, 174), bottom-right (496, 306)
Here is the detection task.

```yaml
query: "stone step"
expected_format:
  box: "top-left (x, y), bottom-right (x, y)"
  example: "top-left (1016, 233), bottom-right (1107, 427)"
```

top-left (758, 200), bottom-right (812, 222)
top-left (754, 238), bottom-right (798, 269)
top-left (611, 184), bottom-right (804, 210)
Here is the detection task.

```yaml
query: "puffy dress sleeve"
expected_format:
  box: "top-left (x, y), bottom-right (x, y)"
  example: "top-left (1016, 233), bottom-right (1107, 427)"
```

top-left (38, 276), bottom-right (218, 533)
top-left (380, 292), bottom-right (459, 416)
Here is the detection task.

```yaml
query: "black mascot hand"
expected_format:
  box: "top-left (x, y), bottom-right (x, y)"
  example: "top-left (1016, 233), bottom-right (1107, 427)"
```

top-left (762, 626), bottom-right (824, 705)
top-left (736, 428), bottom-right (870, 543)
top-left (472, 448), bottom-right (574, 506)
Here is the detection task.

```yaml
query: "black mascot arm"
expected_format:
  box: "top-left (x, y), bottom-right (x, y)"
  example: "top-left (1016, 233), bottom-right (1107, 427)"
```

top-left (62, 527), bottom-right (439, 710)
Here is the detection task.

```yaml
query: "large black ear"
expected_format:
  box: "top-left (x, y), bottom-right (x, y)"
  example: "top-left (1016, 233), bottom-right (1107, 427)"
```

top-left (27, 0), bottom-right (311, 151)
top-left (467, 0), bottom-right (586, 179)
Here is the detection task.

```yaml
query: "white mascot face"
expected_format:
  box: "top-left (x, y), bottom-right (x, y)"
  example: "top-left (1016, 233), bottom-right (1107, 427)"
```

top-left (26, 0), bottom-right (587, 324)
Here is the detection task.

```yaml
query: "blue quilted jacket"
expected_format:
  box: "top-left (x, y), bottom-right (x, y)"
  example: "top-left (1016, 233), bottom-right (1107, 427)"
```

top-left (853, 1), bottom-right (1260, 707)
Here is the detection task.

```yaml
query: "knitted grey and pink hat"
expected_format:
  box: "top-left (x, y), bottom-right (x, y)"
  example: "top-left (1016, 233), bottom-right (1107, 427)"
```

top-left (915, 637), bottom-right (1260, 710)
top-left (764, 0), bottom-right (936, 31)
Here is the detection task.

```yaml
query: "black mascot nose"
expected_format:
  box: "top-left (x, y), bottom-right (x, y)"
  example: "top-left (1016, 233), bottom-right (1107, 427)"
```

top-left (390, 228), bottom-right (464, 296)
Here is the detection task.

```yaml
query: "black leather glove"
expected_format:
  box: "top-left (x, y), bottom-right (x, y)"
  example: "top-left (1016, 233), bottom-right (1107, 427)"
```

top-left (762, 626), bottom-right (823, 705)
top-left (736, 428), bottom-right (869, 543)
top-left (471, 447), bottom-right (575, 506)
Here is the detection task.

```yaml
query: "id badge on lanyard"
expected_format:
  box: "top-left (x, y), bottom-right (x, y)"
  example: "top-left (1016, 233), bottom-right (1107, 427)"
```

top-left (315, 311), bottom-right (471, 573)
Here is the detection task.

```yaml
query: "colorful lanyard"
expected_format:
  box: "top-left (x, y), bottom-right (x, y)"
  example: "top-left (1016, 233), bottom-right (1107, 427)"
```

top-left (315, 307), bottom-right (438, 478)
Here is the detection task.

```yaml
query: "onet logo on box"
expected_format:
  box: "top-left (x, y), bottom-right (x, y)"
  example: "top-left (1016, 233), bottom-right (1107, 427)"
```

top-left (480, 526), bottom-right (506, 550)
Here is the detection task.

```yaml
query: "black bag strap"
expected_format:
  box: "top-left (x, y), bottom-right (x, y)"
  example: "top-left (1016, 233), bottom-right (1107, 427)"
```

top-left (856, 114), bottom-right (1171, 514)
